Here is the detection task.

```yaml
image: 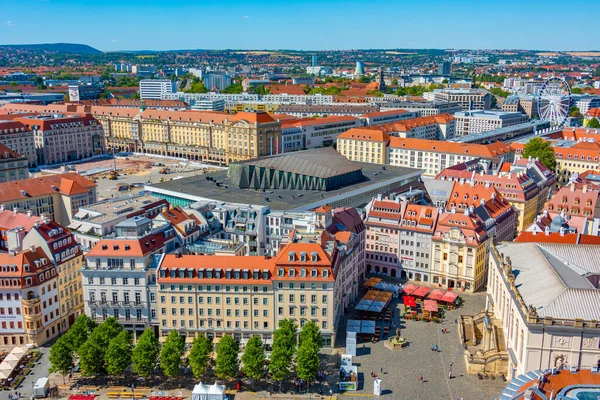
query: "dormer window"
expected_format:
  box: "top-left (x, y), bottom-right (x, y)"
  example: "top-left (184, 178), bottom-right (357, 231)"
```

top-left (300, 268), bottom-right (306, 277)
top-left (311, 252), bottom-right (318, 262)
top-left (288, 252), bottom-right (296, 262)
top-left (322, 270), bottom-right (329, 278)
top-left (300, 252), bottom-right (307, 262)
top-left (289, 269), bottom-right (295, 277)
top-left (311, 269), bottom-right (317, 278)
top-left (278, 268), bottom-right (284, 277)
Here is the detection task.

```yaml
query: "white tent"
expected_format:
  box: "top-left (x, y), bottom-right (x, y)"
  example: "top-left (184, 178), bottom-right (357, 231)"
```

top-left (0, 360), bottom-right (17, 371)
top-left (207, 382), bottom-right (225, 400)
top-left (0, 370), bottom-right (9, 380)
top-left (10, 346), bottom-right (27, 356)
top-left (192, 383), bottom-right (209, 400)
top-left (4, 353), bottom-right (20, 362)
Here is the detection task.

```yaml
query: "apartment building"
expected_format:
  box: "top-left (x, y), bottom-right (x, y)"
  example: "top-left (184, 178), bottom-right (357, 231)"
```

top-left (81, 221), bottom-right (178, 337)
top-left (378, 114), bottom-right (456, 140)
top-left (364, 197), bottom-right (403, 278)
top-left (454, 111), bottom-right (528, 137)
top-left (545, 184), bottom-right (600, 228)
top-left (2, 104), bottom-right (283, 166)
top-left (21, 218), bottom-right (84, 331)
top-left (139, 79), bottom-right (177, 100)
top-left (156, 236), bottom-right (360, 347)
top-left (0, 143), bottom-right (29, 183)
top-left (359, 110), bottom-right (416, 126)
top-left (430, 89), bottom-right (492, 111)
top-left (204, 73), bottom-right (231, 92)
top-left (388, 138), bottom-right (514, 176)
top-left (0, 173), bottom-right (97, 226)
top-left (280, 116), bottom-right (363, 151)
top-left (154, 205), bottom-right (205, 247)
top-left (337, 128), bottom-right (390, 164)
top-left (431, 211), bottom-right (488, 292)
top-left (13, 114), bottom-right (105, 165)
top-left (0, 120), bottom-right (37, 166)
top-left (0, 247), bottom-right (61, 346)
top-left (69, 194), bottom-right (168, 251)
top-left (436, 157), bottom-right (557, 232)
top-left (380, 101), bottom-right (462, 117)
top-left (511, 138), bottom-right (600, 186)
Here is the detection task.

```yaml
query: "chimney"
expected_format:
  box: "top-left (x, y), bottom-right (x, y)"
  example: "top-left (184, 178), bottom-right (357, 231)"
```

top-left (532, 226), bottom-right (538, 235)
top-left (570, 183), bottom-right (575, 192)
top-left (0, 205), bottom-right (4, 212)
top-left (27, 210), bottom-right (32, 218)
top-left (377, 194), bottom-right (382, 201)
top-left (582, 185), bottom-right (588, 193)
top-left (13, 207), bottom-right (18, 215)
top-left (545, 226), bottom-right (550, 236)
top-left (560, 227), bottom-right (565, 236)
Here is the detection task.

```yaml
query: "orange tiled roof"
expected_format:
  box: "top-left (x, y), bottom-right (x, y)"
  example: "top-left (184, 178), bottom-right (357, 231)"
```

top-left (87, 231), bottom-right (168, 258)
top-left (337, 127), bottom-right (390, 142)
top-left (391, 138), bottom-right (513, 158)
top-left (515, 231), bottom-right (600, 244)
top-left (434, 212), bottom-right (488, 245)
top-left (0, 172), bottom-right (95, 201)
top-left (585, 107), bottom-right (600, 117)
top-left (379, 114), bottom-right (454, 133)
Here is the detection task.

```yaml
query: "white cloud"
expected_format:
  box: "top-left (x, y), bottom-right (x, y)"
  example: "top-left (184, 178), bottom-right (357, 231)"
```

top-left (242, 15), bottom-right (249, 19)
top-left (6, 20), bottom-right (15, 27)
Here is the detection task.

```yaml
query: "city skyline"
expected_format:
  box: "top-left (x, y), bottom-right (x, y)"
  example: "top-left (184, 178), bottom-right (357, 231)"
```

top-left (1, 0), bottom-right (599, 52)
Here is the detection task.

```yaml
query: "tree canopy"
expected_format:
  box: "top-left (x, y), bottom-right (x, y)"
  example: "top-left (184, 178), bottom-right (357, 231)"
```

top-left (215, 335), bottom-right (239, 380)
top-left (160, 330), bottom-right (185, 377)
top-left (588, 117), bottom-right (600, 129)
top-left (241, 336), bottom-right (265, 385)
top-left (185, 79), bottom-right (208, 94)
top-left (269, 319), bottom-right (297, 389)
top-left (189, 335), bottom-right (213, 378)
top-left (296, 321), bottom-right (322, 389)
top-left (220, 83), bottom-right (244, 94)
top-left (522, 137), bottom-right (556, 170)
top-left (105, 331), bottom-right (133, 376)
top-left (132, 328), bottom-right (160, 377)
top-left (66, 314), bottom-right (97, 352)
top-left (78, 317), bottom-right (123, 375)
top-left (49, 336), bottom-right (74, 378)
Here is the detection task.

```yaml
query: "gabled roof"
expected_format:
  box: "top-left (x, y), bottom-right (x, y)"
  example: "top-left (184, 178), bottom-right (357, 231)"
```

top-left (87, 231), bottom-right (169, 258)
top-left (390, 138), bottom-right (513, 158)
top-left (337, 127), bottom-right (390, 142)
top-left (0, 172), bottom-right (95, 201)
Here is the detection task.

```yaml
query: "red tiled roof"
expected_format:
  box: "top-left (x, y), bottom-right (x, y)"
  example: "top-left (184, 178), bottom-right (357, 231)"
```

top-left (515, 231), bottom-right (600, 244)
top-left (391, 138), bottom-right (512, 158)
top-left (87, 231), bottom-right (169, 258)
top-left (337, 127), bottom-right (390, 142)
top-left (0, 173), bottom-right (95, 201)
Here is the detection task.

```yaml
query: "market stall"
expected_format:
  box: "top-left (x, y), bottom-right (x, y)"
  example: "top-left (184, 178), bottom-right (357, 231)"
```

top-left (423, 300), bottom-right (439, 319)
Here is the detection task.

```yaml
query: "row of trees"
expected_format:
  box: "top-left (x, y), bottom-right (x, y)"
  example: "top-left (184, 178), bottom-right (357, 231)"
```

top-left (49, 315), bottom-right (322, 389)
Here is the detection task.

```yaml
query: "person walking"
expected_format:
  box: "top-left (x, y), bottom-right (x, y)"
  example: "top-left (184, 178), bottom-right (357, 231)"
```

top-left (420, 375), bottom-right (424, 383)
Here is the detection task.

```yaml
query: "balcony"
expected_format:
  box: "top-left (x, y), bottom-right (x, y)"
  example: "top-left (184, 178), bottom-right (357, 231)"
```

top-left (22, 296), bottom-right (41, 307)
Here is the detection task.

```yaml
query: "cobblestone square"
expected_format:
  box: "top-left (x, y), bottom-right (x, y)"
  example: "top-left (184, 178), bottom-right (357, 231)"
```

top-left (336, 291), bottom-right (506, 400)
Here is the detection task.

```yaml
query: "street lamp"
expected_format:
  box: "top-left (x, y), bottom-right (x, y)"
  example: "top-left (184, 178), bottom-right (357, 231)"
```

top-left (131, 383), bottom-right (135, 400)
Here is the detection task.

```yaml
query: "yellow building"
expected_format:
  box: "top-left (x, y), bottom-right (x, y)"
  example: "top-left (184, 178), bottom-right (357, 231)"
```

top-left (156, 242), bottom-right (336, 346)
top-left (431, 212), bottom-right (489, 292)
top-left (337, 128), bottom-right (389, 164)
top-left (23, 218), bottom-right (85, 331)
top-left (92, 107), bottom-right (283, 165)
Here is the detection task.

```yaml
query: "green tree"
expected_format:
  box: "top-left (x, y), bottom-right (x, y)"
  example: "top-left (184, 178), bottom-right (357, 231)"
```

top-left (588, 117), bottom-right (600, 128)
top-left (105, 331), bottom-right (133, 376)
top-left (78, 338), bottom-right (104, 376)
top-left (186, 79), bottom-right (208, 93)
top-left (571, 87), bottom-right (583, 94)
top-left (296, 340), bottom-right (320, 391)
top-left (490, 87), bottom-right (510, 98)
top-left (49, 336), bottom-right (74, 383)
top-left (10, 82), bottom-right (17, 87)
top-left (132, 328), bottom-right (160, 377)
top-left (78, 317), bottom-right (123, 375)
top-left (569, 106), bottom-right (582, 118)
top-left (189, 335), bottom-right (213, 378)
top-left (391, 79), bottom-right (398, 86)
top-left (215, 335), bottom-right (239, 380)
top-left (269, 319), bottom-right (297, 391)
top-left (160, 330), bottom-right (185, 377)
top-left (522, 137), bottom-right (556, 170)
top-left (66, 314), bottom-right (97, 352)
top-left (220, 83), bottom-right (244, 94)
top-left (241, 336), bottom-right (265, 388)
top-left (299, 321), bottom-right (322, 350)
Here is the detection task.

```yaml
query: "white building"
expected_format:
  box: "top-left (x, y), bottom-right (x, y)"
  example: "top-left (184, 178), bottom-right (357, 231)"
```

top-left (281, 116), bottom-right (363, 151)
top-left (139, 79), bottom-right (177, 100)
top-left (454, 110), bottom-right (529, 137)
top-left (204, 73), bottom-right (232, 91)
top-left (575, 97), bottom-right (600, 114)
top-left (0, 120), bottom-right (37, 167)
top-left (487, 242), bottom-right (600, 381)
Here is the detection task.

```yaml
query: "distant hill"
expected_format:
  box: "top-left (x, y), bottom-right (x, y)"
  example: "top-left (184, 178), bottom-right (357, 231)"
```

top-left (0, 43), bottom-right (103, 54)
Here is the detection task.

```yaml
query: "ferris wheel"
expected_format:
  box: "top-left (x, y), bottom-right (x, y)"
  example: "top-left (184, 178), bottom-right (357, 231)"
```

top-left (537, 77), bottom-right (571, 127)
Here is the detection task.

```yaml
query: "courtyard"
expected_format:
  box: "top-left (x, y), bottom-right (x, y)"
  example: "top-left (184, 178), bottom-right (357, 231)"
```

top-left (335, 289), bottom-right (506, 400)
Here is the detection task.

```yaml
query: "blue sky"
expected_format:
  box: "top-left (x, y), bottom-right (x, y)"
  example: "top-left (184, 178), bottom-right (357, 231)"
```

top-left (1, 0), bottom-right (599, 52)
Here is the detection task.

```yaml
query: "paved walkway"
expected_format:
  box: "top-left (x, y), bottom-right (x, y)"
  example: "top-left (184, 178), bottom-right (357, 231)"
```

top-left (334, 292), bottom-right (506, 400)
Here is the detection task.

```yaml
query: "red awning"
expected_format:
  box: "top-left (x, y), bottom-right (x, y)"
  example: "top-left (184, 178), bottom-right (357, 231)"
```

top-left (402, 283), bottom-right (418, 295)
top-left (424, 299), bottom-right (438, 312)
top-left (403, 296), bottom-right (417, 308)
top-left (427, 289), bottom-right (445, 301)
top-left (413, 286), bottom-right (431, 298)
top-left (440, 291), bottom-right (459, 303)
